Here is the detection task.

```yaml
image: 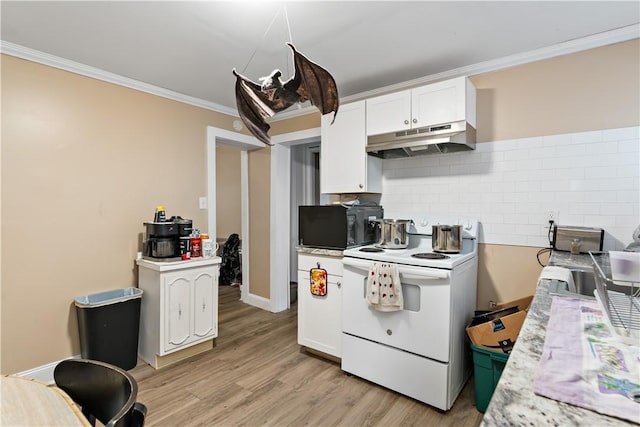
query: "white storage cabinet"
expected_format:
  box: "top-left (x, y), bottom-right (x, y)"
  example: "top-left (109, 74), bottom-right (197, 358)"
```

top-left (320, 100), bottom-right (382, 194)
top-left (297, 253), bottom-right (343, 358)
top-left (366, 76), bottom-right (476, 136)
top-left (137, 257), bottom-right (220, 368)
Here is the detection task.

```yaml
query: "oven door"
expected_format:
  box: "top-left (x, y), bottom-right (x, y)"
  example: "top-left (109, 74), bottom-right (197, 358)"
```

top-left (342, 257), bottom-right (452, 363)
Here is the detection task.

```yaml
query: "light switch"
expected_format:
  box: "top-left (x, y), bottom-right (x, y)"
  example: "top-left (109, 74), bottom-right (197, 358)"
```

top-left (199, 197), bottom-right (208, 209)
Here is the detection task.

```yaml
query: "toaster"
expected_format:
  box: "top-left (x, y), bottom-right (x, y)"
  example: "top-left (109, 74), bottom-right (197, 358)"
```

top-left (552, 225), bottom-right (604, 253)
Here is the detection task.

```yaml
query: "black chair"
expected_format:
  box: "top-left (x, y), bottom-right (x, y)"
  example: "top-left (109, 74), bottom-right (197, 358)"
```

top-left (54, 359), bottom-right (147, 427)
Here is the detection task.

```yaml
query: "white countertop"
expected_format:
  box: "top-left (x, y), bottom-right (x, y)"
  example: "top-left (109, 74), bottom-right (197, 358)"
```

top-left (136, 256), bottom-right (221, 272)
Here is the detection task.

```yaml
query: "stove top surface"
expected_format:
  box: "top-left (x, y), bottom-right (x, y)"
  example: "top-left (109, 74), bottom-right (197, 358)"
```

top-left (412, 252), bottom-right (449, 260)
top-left (344, 234), bottom-right (477, 269)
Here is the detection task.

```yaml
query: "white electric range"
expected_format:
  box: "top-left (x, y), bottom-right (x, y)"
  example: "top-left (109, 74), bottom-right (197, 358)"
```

top-left (341, 215), bottom-right (479, 411)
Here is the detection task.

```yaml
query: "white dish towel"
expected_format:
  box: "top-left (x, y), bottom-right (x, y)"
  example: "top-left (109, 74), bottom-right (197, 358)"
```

top-left (366, 263), bottom-right (403, 312)
top-left (538, 266), bottom-right (576, 293)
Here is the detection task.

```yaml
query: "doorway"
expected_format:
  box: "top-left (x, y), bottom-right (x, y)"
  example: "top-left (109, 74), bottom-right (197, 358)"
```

top-left (289, 143), bottom-right (322, 298)
top-left (207, 125), bottom-right (322, 313)
top-left (206, 126), bottom-right (264, 307)
top-left (270, 127), bottom-right (321, 312)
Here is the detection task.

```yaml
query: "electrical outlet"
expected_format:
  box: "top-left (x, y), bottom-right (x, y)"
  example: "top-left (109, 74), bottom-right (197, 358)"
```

top-left (547, 210), bottom-right (559, 224)
top-left (199, 197), bottom-right (208, 209)
top-left (489, 300), bottom-right (497, 308)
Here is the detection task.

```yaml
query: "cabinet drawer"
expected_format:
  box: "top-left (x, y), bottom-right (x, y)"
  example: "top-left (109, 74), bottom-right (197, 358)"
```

top-left (298, 254), bottom-right (343, 277)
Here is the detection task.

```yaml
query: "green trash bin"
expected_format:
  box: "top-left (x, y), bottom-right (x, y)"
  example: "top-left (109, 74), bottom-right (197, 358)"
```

top-left (74, 287), bottom-right (143, 370)
top-left (471, 343), bottom-right (510, 413)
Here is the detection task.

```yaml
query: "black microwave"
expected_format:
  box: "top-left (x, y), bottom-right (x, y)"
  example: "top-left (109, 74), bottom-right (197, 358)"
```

top-left (298, 205), bottom-right (383, 249)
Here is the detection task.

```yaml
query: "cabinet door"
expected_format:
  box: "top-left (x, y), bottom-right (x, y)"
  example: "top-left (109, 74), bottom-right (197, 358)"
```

top-left (412, 77), bottom-right (466, 128)
top-left (320, 101), bottom-right (368, 194)
top-left (192, 269), bottom-right (217, 339)
top-left (297, 270), bottom-right (343, 358)
top-left (366, 89), bottom-right (411, 136)
top-left (164, 274), bottom-right (192, 351)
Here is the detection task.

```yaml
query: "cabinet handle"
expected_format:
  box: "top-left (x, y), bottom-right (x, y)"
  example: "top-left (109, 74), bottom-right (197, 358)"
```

top-left (178, 304), bottom-right (182, 319)
top-left (412, 118), bottom-right (418, 124)
top-left (404, 119), bottom-right (409, 125)
top-left (359, 184), bottom-right (363, 189)
top-left (202, 299), bottom-right (206, 311)
top-left (337, 281), bottom-right (341, 288)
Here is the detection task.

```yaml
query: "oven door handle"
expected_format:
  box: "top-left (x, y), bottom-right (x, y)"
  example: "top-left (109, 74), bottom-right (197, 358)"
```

top-left (343, 257), bottom-right (450, 280)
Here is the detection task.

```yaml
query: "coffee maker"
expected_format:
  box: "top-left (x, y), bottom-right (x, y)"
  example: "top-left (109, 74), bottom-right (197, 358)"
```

top-left (143, 215), bottom-right (192, 260)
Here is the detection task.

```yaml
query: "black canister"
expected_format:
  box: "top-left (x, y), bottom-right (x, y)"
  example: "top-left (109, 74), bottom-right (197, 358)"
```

top-left (179, 236), bottom-right (192, 257)
top-left (170, 216), bottom-right (193, 237)
top-left (154, 206), bottom-right (166, 222)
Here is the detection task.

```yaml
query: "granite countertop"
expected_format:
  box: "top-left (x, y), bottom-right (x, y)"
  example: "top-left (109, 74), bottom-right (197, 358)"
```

top-left (296, 246), bottom-right (344, 258)
top-left (480, 252), bottom-right (634, 426)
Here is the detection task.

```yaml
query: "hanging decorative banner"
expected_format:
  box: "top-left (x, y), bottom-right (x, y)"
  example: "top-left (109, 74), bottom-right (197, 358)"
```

top-left (232, 43), bottom-right (339, 146)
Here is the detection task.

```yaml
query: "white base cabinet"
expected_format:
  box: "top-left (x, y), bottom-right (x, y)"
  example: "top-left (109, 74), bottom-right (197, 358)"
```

top-left (137, 257), bottom-right (221, 368)
top-left (297, 253), bottom-right (343, 358)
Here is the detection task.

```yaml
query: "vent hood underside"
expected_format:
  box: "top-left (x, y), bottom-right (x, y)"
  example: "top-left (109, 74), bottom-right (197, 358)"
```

top-left (366, 120), bottom-right (476, 159)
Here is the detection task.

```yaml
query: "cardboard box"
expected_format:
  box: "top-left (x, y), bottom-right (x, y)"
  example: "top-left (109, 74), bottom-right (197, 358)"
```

top-left (470, 295), bottom-right (533, 327)
top-left (466, 309), bottom-right (527, 354)
top-left (492, 295), bottom-right (533, 312)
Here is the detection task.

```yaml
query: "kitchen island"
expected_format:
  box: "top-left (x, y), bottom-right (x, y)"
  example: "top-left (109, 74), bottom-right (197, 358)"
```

top-left (480, 252), bottom-right (635, 426)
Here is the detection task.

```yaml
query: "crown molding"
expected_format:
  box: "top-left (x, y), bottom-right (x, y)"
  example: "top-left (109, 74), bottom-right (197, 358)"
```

top-left (339, 23), bottom-right (640, 103)
top-left (2, 23), bottom-right (638, 122)
top-left (0, 40), bottom-right (239, 117)
top-left (273, 24), bottom-right (640, 121)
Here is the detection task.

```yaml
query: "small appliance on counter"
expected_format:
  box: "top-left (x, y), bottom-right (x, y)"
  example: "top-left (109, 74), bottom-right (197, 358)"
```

top-left (552, 225), bottom-right (604, 254)
top-left (298, 204), bottom-right (383, 250)
top-left (143, 209), bottom-right (193, 261)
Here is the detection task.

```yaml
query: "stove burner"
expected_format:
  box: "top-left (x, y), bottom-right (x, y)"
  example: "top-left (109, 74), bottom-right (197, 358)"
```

top-left (411, 253), bottom-right (449, 260)
top-left (359, 247), bottom-right (385, 253)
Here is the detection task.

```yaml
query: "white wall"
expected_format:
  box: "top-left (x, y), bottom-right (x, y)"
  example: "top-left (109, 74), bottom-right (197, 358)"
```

top-left (380, 126), bottom-right (640, 250)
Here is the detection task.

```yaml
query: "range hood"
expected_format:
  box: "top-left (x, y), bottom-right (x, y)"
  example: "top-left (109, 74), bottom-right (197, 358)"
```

top-left (366, 120), bottom-right (476, 159)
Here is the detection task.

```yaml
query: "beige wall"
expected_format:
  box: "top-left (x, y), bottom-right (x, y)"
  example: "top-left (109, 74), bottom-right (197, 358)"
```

top-left (472, 39), bottom-right (639, 142)
top-left (476, 244), bottom-right (550, 310)
top-left (0, 55), bottom-right (243, 373)
top-left (248, 147), bottom-right (271, 299)
top-left (467, 39), bottom-right (639, 307)
top-left (215, 146), bottom-right (241, 240)
top-left (270, 113), bottom-right (321, 135)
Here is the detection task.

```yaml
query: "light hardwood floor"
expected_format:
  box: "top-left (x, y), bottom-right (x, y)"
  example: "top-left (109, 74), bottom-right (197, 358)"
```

top-left (130, 285), bottom-right (484, 426)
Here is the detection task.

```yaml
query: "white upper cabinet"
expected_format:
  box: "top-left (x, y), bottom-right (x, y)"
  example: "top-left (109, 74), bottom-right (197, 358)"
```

top-left (321, 101), bottom-right (382, 194)
top-left (365, 90), bottom-right (412, 135)
top-left (366, 77), bottom-right (476, 136)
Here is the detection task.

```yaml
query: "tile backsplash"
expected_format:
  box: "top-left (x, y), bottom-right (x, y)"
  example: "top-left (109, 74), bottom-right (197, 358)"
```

top-left (380, 126), bottom-right (640, 250)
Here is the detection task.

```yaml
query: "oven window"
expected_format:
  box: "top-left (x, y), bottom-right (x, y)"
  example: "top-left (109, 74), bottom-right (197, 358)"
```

top-left (361, 279), bottom-right (420, 312)
top-left (402, 284), bottom-right (420, 312)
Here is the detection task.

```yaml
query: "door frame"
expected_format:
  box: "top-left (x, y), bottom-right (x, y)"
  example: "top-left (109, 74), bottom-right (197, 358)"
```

top-left (269, 127), bottom-right (321, 312)
top-left (206, 126), bottom-right (263, 305)
top-left (206, 125), bottom-right (321, 312)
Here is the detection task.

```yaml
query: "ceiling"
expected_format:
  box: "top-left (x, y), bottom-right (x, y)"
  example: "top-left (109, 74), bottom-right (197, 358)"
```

top-left (2, 1), bottom-right (639, 116)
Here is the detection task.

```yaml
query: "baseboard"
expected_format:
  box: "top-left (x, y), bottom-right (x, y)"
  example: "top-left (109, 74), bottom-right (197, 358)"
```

top-left (16, 294), bottom-right (273, 381)
top-left (243, 292), bottom-right (272, 312)
top-left (15, 354), bottom-right (81, 384)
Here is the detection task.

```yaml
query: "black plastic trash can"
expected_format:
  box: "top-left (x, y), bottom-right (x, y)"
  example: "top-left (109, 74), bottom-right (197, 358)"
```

top-left (74, 287), bottom-right (143, 370)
